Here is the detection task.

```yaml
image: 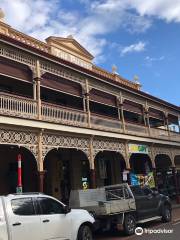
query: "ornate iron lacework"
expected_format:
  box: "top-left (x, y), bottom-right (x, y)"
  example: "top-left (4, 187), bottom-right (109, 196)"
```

top-left (40, 61), bottom-right (85, 84)
top-left (92, 139), bottom-right (126, 159)
top-left (153, 146), bottom-right (173, 157)
top-left (42, 134), bottom-right (90, 160)
top-left (0, 44), bottom-right (36, 66)
top-left (0, 129), bottom-right (37, 144)
top-left (0, 128), bottom-right (38, 160)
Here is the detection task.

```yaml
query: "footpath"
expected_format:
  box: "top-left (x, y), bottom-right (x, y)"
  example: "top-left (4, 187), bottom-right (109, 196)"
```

top-left (172, 204), bottom-right (180, 223)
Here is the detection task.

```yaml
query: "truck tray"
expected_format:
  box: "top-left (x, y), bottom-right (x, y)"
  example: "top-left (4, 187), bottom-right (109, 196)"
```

top-left (69, 184), bottom-right (136, 216)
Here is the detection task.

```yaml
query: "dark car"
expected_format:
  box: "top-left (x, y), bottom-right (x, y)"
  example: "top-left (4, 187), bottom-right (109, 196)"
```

top-left (123, 185), bottom-right (172, 235)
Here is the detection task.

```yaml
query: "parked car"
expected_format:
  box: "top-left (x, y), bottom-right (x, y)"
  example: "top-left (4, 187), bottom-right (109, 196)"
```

top-left (0, 192), bottom-right (95, 240)
top-left (70, 184), bottom-right (172, 236)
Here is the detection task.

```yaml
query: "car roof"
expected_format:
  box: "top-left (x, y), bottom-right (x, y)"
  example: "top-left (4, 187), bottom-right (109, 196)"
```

top-left (6, 192), bottom-right (48, 200)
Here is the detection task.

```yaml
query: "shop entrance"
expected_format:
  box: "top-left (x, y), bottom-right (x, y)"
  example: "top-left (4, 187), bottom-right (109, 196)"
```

top-left (155, 154), bottom-right (175, 197)
top-left (94, 151), bottom-right (126, 187)
top-left (129, 154), bottom-right (154, 187)
top-left (44, 148), bottom-right (90, 203)
top-left (0, 145), bottom-right (38, 195)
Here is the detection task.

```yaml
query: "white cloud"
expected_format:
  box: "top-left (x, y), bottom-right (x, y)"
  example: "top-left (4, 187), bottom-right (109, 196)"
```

top-left (1, 0), bottom-right (180, 63)
top-left (129, 0), bottom-right (180, 23)
top-left (92, 0), bottom-right (180, 23)
top-left (120, 41), bottom-right (146, 56)
top-left (144, 55), bottom-right (165, 67)
top-left (145, 56), bottom-right (165, 62)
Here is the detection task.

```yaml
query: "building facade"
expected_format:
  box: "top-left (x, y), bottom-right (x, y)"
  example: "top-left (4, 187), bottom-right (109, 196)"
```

top-left (0, 13), bottom-right (180, 203)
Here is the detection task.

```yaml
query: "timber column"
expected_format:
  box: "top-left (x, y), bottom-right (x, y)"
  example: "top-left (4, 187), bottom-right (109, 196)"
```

top-left (144, 101), bottom-right (150, 136)
top-left (89, 136), bottom-right (96, 188)
top-left (117, 92), bottom-right (125, 132)
top-left (37, 130), bottom-right (45, 192)
top-left (34, 60), bottom-right (42, 120)
top-left (119, 92), bottom-right (126, 133)
top-left (85, 79), bottom-right (91, 128)
top-left (125, 141), bottom-right (131, 185)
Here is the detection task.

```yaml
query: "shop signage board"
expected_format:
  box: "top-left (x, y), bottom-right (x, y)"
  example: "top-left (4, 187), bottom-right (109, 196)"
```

top-left (128, 144), bottom-right (149, 154)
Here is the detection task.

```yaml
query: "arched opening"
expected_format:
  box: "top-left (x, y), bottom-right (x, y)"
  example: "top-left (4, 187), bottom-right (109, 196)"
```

top-left (129, 153), bottom-right (154, 187)
top-left (130, 154), bottom-right (152, 174)
top-left (44, 148), bottom-right (90, 204)
top-left (155, 154), bottom-right (175, 197)
top-left (174, 155), bottom-right (180, 195)
top-left (94, 151), bottom-right (126, 187)
top-left (0, 145), bottom-right (38, 195)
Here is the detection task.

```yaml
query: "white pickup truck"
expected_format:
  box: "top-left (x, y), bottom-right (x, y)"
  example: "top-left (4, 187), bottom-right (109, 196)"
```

top-left (0, 193), bottom-right (95, 240)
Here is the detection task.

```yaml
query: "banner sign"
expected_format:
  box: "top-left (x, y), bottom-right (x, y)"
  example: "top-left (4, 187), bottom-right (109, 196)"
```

top-left (128, 144), bottom-right (149, 154)
top-left (130, 172), bottom-right (155, 188)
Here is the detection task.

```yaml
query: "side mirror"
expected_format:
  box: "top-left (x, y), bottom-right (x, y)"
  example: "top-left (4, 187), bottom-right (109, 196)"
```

top-left (63, 205), bottom-right (71, 214)
top-left (152, 190), bottom-right (159, 196)
top-left (147, 193), bottom-right (153, 199)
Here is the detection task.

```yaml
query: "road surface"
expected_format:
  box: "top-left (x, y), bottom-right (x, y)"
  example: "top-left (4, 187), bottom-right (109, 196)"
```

top-left (95, 208), bottom-right (180, 240)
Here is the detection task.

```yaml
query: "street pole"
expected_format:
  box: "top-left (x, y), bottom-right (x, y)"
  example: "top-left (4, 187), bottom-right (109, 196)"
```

top-left (16, 153), bottom-right (22, 193)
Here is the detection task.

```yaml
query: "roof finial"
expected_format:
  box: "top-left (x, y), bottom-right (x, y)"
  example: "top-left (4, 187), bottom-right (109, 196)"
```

top-left (0, 9), bottom-right (5, 22)
top-left (133, 75), bottom-right (140, 84)
top-left (112, 64), bottom-right (118, 74)
top-left (67, 35), bottom-right (74, 39)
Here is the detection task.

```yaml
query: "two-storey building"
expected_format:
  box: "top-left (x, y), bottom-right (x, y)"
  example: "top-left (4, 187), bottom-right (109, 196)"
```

top-left (0, 11), bottom-right (180, 203)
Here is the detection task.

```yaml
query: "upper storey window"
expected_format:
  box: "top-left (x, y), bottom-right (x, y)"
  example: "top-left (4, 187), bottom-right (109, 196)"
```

top-left (89, 89), bottom-right (118, 118)
top-left (168, 114), bottom-right (179, 133)
top-left (123, 100), bottom-right (144, 125)
top-left (148, 108), bottom-right (165, 129)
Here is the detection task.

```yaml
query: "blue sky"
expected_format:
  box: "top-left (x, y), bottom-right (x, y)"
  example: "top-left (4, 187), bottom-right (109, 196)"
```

top-left (1, 0), bottom-right (180, 106)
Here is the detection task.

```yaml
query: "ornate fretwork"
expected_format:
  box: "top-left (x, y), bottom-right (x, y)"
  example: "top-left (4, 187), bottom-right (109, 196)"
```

top-left (26, 145), bottom-right (38, 160)
top-left (173, 149), bottom-right (180, 157)
top-left (153, 146), bottom-right (172, 158)
top-left (0, 128), bottom-right (38, 160)
top-left (0, 44), bottom-right (36, 67)
top-left (0, 129), bottom-right (37, 145)
top-left (92, 139), bottom-right (126, 159)
top-left (42, 134), bottom-right (90, 160)
top-left (152, 146), bottom-right (177, 166)
top-left (29, 66), bottom-right (46, 79)
top-left (40, 61), bottom-right (85, 84)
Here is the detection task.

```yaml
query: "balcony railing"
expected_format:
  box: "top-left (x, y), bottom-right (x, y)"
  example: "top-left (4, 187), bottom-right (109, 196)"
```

top-left (41, 102), bottom-right (88, 127)
top-left (0, 92), bottom-right (180, 142)
top-left (91, 114), bottom-right (122, 132)
top-left (0, 92), bottom-right (37, 119)
top-left (150, 128), bottom-right (170, 140)
top-left (125, 122), bottom-right (148, 136)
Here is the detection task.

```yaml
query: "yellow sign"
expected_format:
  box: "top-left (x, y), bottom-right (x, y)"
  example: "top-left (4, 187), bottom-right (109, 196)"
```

top-left (82, 182), bottom-right (88, 190)
top-left (128, 144), bottom-right (149, 154)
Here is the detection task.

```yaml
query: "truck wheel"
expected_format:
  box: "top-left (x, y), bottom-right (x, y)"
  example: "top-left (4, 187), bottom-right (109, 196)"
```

top-left (77, 225), bottom-right (93, 240)
top-left (162, 205), bottom-right (172, 222)
top-left (123, 214), bottom-right (136, 236)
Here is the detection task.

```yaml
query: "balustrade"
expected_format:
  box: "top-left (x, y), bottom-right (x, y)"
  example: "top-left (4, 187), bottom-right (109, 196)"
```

top-left (91, 114), bottom-right (122, 132)
top-left (41, 102), bottom-right (87, 127)
top-left (0, 92), bottom-right (178, 142)
top-left (0, 92), bottom-right (37, 119)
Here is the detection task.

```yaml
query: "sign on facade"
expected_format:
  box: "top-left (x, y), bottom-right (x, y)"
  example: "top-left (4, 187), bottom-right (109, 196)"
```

top-left (130, 172), bottom-right (155, 188)
top-left (128, 144), bottom-right (149, 154)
